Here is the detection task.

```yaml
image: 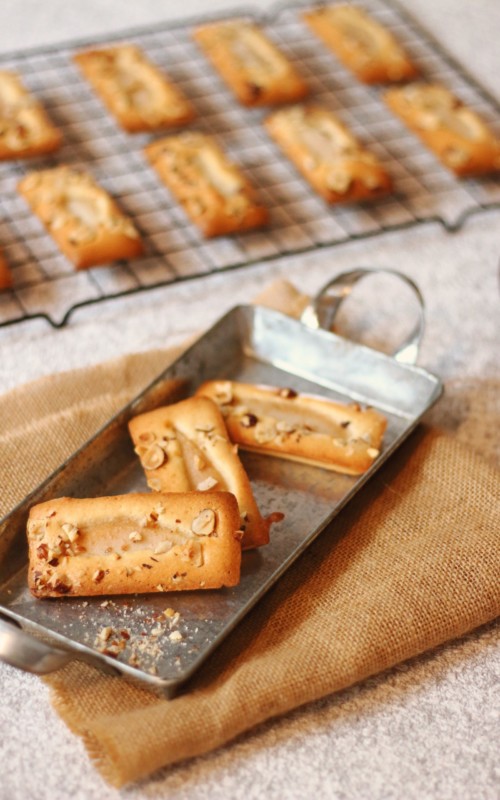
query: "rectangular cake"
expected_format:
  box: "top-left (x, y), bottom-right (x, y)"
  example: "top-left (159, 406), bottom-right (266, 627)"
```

top-left (385, 83), bottom-right (500, 176)
top-left (265, 104), bottom-right (392, 203)
top-left (74, 44), bottom-right (195, 133)
top-left (18, 166), bottom-right (144, 268)
top-left (197, 380), bottom-right (387, 476)
top-left (145, 132), bottom-right (268, 237)
top-left (0, 71), bottom-right (62, 160)
top-left (193, 20), bottom-right (308, 107)
top-left (28, 492), bottom-right (242, 598)
top-left (303, 5), bottom-right (417, 84)
top-left (128, 396), bottom-right (274, 549)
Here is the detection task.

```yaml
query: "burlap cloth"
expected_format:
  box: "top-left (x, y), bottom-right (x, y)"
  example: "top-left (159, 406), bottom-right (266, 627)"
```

top-left (1, 281), bottom-right (498, 788)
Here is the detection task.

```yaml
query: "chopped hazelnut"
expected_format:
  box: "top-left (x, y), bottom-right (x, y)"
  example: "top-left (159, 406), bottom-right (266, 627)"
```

top-left (138, 431), bottom-right (156, 443)
top-left (191, 509), bottom-right (216, 536)
top-left (36, 543), bottom-right (49, 560)
top-left (195, 424), bottom-right (214, 434)
top-left (97, 626), bottom-right (113, 642)
top-left (278, 387), bottom-right (298, 399)
top-left (154, 540), bottom-right (173, 554)
top-left (140, 444), bottom-right (166, 471)
top-left (241, 413), bottom-right (258, 428)
top-left (254, 420), bottom-right (277, 444)
top-left (181, 540), bottom-right (203, 567)
top-left (61, 523), bottom-right (79, 542)
top-left (194, 454), bottom-right (206, 470)
top-left (52, 578), bottom-right (71, 594)
top-left (214, 381), bottom-right (233, 404)
top-left (197, 476), bottom-right (218, 491)
top-left (276, 420), bottom-right (295, 433)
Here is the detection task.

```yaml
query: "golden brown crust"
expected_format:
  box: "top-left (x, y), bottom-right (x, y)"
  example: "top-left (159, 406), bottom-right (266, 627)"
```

top-left (145, 132), bottom-right (268, 237)
top-left (0, 71), bottom-right (62, 160)
top-left (196, 380), bottom-right (387, 476)
top-left (384, 83), bottom-right (500, 176)
top-left (128, 396), bottom-right (271, 550)
top-left (27, 492), bottom-right (242, 598)
top-left (0, 249), bottom-right (12, 290)
top-left (17, 166), bottom-right (144, 269)
top-left (193, 20), bottom-right (308, 107)
top-left (303, 5), bottom-right (418, 84)
top-left (73, 45), bottom-right (195, 133)
top-left (265, 104), bottom-right (392, 204)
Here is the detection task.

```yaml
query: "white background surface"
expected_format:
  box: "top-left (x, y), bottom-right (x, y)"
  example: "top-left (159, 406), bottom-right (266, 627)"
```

top-left (0, 2), bottom-right (499, 799)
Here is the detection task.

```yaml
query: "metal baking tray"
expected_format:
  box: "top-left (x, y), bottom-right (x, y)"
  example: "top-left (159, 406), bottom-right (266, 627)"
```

top-left (0, 269), bottom-right (442, 696)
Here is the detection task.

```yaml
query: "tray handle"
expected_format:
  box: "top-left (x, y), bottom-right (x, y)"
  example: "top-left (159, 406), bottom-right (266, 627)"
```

top-left (0, 614), bottom-right (121, 677)
top-left (0, 614), bottom-right (71, 674)
top-left (300, 268), bottom-right (425, 365)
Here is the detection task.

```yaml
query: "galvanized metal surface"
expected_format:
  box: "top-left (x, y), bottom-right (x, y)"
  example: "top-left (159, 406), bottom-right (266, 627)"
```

top-left (0, 302), bottom-right (442, 695)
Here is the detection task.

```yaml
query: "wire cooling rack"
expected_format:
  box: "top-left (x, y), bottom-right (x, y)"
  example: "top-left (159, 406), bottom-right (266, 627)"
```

top-left (0, 0), bottom-right (499, 328)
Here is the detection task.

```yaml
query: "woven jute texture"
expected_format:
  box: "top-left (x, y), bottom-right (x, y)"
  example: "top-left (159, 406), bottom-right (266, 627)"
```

top-left (1, 280), bottom-right (499, 788)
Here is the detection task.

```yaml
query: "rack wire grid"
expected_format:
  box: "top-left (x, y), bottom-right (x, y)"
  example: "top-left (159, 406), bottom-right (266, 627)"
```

top-left (0, 0), bottom-right (499, 328)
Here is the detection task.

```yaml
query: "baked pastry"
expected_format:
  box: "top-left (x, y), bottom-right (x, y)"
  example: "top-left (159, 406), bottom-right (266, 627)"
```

top-left (303, 4), bottom-right (417, 84)
top-left (193, 20), bottom-right (308, 107)
top-left (145, 132), bottom-right (268, 237)
top-left (128, 396), bottom-right (272, 550)
top-left (74, 44), bottom-right (195, 133)
top-left (196, 381), bottom-right (387, 475)
top-left (385, 83), bottom-right (500, 176)
top-left (17, 166), bottom-right (144, 268)
top-left (265, 104), bottom-right (392, 203)
top-left (0, 70), bottom-right (62, 160)
top-left (27, 492), bottom-right (242, 598)
top-left (0, 249), bottom-right (12, 290)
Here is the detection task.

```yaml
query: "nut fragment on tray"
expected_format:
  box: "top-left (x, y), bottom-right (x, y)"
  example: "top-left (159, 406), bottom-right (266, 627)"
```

top-left (265, 104), bottom-right (392, 204)
top-left (384, 83), bottom-right (500, 176)
top-left (128, 396), bottom-right (276, 550)
top-left (145, 132), bottom-right (268, 237)
top-left (197, 381), bottom-right (387, 475)
top-left (303, 4), bottom-right (418, 84)
top-left (193, 19), bottom-right (308, 107)
top-left (0, 249), bottom-right (12, 290)
top-left (0, 71), bottom-right (62, 160)
top-left (17, 166), bottom-right (144, 269)
top-left (27, 492), bottom-right (242, 598)
top-left (73, 44), bottom-right (195, 133)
